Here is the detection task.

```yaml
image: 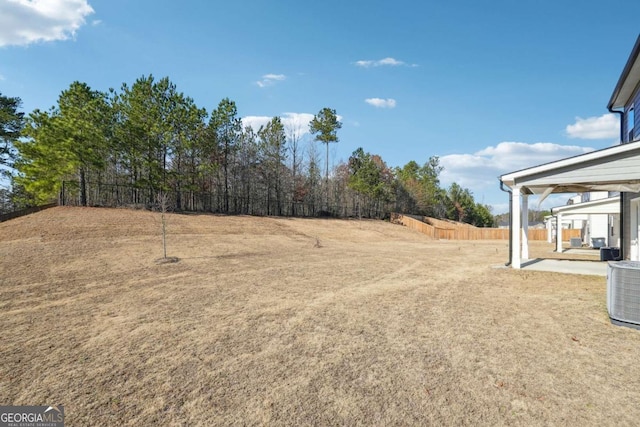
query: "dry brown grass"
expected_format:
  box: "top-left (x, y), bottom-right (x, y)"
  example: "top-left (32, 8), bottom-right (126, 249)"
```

top-left (1, 207), bottom-right (639, 426)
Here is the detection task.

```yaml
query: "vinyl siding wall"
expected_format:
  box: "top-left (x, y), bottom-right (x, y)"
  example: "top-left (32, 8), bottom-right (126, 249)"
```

top-left (623, 88), bottom-right (640, 143)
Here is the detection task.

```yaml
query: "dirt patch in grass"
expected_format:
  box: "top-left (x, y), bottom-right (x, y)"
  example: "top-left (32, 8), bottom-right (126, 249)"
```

top-left (1, 207), bottom-right (639, 425)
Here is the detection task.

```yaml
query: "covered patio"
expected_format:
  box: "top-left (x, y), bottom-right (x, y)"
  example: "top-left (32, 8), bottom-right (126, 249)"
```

top-left (500, 140), bottom-right (640, 269)
top-left (550, 195), bottom-right (620, 249)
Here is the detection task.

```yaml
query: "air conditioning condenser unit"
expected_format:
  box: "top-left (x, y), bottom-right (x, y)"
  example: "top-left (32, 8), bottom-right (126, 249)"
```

top-left (607, 261), bottom-right (640, 329)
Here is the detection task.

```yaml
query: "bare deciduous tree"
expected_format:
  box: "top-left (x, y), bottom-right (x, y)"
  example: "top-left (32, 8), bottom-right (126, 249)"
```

top-left (156, 191), bottom-right (173, 261)
top-left (286, 121), bottom-right (305, 216)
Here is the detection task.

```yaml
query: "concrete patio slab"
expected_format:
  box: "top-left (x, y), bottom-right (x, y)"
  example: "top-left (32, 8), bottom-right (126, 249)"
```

top-left (520, 258), bottom-right (607, 276)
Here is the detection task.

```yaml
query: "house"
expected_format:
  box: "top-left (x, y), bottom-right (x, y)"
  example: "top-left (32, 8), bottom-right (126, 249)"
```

top-left (499, 35), bottom-right (640, 268)
top-left (549, 193), bottom-right (620, 249)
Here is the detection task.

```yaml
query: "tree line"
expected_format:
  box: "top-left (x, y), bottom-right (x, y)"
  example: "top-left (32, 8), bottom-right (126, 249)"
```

top-left (0, 76), bottom-right (494, 226)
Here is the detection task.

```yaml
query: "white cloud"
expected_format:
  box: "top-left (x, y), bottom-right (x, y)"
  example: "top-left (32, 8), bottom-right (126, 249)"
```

top-left (0, 0), bottom-right (94, 47)
top-left (242, 112), bottom-right (315, 135)
top-left (377, 57), bottom-right (403, 66)
top-left (281, 112), bottom-right (315, 132)
top-left (242, 115), bottom-right (272, 132)
top-left (474, 141), bottom-right (593, 167)
top-left (0, 74), bottom-right (5, 81)
top-left (566, 114), bottom-right (619, 139)
top-left (355, 57), bottom-right (407, 68)
top-left (438, 141), bottom-right (594, 211)
top-left (256, 73), bottom-right (286, 88)
top-left (365, 98), bottom-right (396, 108)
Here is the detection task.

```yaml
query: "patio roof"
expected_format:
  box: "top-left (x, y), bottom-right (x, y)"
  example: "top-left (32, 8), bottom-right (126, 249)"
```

top-left (500, 140), bottom-right (640, 196)
top-left (551, 196), bottom-right (620, 216)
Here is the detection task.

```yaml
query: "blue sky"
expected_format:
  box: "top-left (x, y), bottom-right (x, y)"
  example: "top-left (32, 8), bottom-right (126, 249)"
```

top-left (1, 0), bottom-right (639, 213)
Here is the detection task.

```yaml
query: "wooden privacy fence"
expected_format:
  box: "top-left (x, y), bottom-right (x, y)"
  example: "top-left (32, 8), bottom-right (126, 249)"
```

top-left (390, 213), bottom-right (581, 241)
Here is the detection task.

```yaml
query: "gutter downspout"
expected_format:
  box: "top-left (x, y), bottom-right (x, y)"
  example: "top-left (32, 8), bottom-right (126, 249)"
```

top-left (608, 107), bottom-right (625, 144)
top-left (500, 180), bottom-right (512, 266)
top-left (609, 106), bottom-right (625, 259)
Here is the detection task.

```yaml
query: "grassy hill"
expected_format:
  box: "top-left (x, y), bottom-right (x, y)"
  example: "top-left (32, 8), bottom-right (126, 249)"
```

top-left (1, 207), bottom-right (637, 425)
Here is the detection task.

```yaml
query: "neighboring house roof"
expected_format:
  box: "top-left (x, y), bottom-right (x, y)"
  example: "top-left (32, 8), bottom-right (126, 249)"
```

top-left (545, 214), bottom-right (588, 224)
top-left (608, 35), bottom-right (640, 110)
top-left (551, 196), bottom-right (620, 216)
top-left (500, 140), bottom-right (640, 196)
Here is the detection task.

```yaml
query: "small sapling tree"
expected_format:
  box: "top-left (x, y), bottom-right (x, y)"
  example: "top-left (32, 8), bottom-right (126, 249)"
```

top-left (155, 191), bottom-right (178, 263)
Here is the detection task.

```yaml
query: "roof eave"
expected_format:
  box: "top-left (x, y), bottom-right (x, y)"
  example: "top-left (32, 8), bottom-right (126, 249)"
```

top-left (500, 140), bottom-right (640, 185)
top-left (608, 34), bottom-right (640, 110)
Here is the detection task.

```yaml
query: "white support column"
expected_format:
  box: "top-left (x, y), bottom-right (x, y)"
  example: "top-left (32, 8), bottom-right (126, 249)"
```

top-left (522, 194), bottom-right (529, 260)
top-left (547, 218), bottom-right (553, 243)
top-left (556, 213), bottom-right (563, 253)
top-left (512, 188), bottom-right (521, 269)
